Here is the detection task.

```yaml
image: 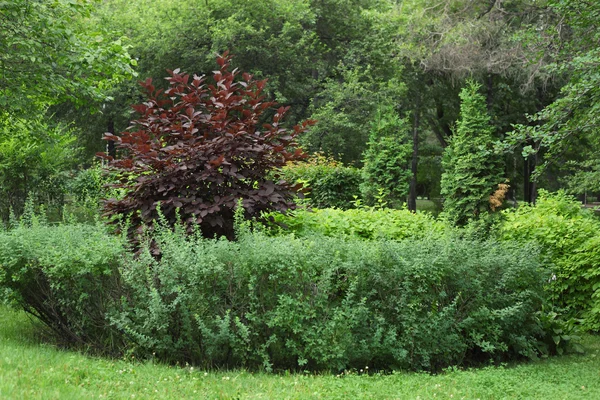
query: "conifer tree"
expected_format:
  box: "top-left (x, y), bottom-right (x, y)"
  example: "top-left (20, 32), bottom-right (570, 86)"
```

top-left (441, 81), bottom-right (504, 226)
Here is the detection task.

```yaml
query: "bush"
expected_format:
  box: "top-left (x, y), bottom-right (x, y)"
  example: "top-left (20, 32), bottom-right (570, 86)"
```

top-left (0, 216), bottom-right (125, 351)
top-left (278, 153), bottom-right (361, 209)
top-left (99, 53), bottom-right (314, 239)
top-left (63, 163), bottom-right (113, 222)
top-left (111, 224), bottom-right (549, 371)
top-left (266, 206), bottom-right (447, 241)
top-left (500, 190), bottom-right (600, 330)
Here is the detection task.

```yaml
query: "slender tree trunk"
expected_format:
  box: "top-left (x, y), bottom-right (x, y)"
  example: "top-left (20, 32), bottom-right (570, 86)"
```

top-left (531, 150), bottom-right (539, 204)
top-left (523, 153), bottom-right (531, 203)
top-left (107, 118), bottom-right (116, 158)
top-left (408, 107), bottom-right (420, 212)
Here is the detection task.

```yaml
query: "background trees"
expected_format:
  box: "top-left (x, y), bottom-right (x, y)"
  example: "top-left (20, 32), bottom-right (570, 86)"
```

top-left (1, 0), bottom-right (598, 222)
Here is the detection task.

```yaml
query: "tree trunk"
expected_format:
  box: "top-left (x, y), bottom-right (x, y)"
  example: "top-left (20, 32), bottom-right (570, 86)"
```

top-left (107, 118), bottom-right (116, 158)
top-left (408, 107), bottom-right (420, 212)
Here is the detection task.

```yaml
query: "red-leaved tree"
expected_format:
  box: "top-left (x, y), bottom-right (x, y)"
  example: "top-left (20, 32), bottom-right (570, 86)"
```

top-left (98, 52), bottom-right (315, 238)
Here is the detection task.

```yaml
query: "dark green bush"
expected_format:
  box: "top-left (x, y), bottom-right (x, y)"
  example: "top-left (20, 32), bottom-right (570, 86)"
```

top-left (112, 224), bottom-right (548, 371)
top-left (1, 215), bottom-right (559, 371)
top-left (266, 206), bottom-right (447, 241)
top-left (0, 217), bottom-right (125, 351)
top-left (279, 153), bottom-right (362, 209)
top-left (500, 190), bottom-right (600, 330)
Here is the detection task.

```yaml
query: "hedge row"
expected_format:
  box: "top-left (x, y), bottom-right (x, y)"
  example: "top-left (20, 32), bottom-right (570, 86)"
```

top-left (1, 220), bottom-right (554, 371)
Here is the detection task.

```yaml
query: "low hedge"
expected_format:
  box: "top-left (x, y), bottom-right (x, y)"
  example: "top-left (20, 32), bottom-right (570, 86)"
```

top-left (0, 220), bottom-right (125, 350)
top-left (1, 220), bottom-right (554, 371)
top-left (266, 207), bottom-right (447, 241)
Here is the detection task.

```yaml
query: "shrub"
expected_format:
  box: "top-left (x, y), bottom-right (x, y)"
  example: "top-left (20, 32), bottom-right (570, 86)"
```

top-left (0, 216), bottom-right (125, 351)
top-left (112, 224), bottom-right (549, 371)
top-left (63, 163), bottom-right (113, 222)
top-left (266, 206), bottom-right (447, 241)
top-left (99, 52), bottom-right (314, 239)
top-left (500, 190), bottom-right (600, 330)
top-left (278, 153), bottom-right (361, 209)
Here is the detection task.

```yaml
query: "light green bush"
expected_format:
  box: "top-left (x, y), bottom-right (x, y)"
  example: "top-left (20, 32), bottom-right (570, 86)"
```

top-left (266, 206), bottom-right (447, 241)
top-left (0, 216), bottom-right (125, 350)
top-left (278, 153), bottom-right (361, 209)
top-left (500, 190), bottom-right (600, 330)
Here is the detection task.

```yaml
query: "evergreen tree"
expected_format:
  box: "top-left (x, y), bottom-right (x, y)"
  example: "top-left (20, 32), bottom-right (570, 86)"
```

top-left (441, 81), bottom-right (504, 226)
top-left (361, 106), bottom-right (412, 206)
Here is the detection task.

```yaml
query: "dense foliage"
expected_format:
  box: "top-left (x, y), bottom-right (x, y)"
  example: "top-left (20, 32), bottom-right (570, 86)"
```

top-left (278, 154), bottom-right (361, 209)
top-left (100, 54), bottom-right (314, 238)
top-left (267, 207), bottom-right (446, 241)
top-left (500, 191), bottom-right (600, 331)
top-left (0, 0), bottom-right (134, 110)
top-left (0, 113), bottom-right (78, 221)
top-left (0, 216), bottom-right (125, 350)
top-left (1, 218), bottom-right (553, 372)
top-left (360, 107), bottom-right (412, 207)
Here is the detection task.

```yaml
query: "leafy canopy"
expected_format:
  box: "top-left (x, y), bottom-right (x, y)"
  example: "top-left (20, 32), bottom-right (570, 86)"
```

top-left (0, 0), bottom-right (135, 110)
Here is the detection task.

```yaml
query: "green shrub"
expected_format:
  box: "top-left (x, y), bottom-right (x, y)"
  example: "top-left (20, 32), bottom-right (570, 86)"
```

top-left (266, 206), bottom-right (447, 241)
top-left (0, 217), bottom-right (125, 351)
top-left (500, 190), bottom-right (600, 330)
top-left (112, 223), bottom-right (549, 371)
top-left (279, 153), bottom-right (362, 209)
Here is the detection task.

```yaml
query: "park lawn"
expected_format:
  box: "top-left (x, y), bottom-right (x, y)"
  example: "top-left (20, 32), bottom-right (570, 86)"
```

top-left (1, 306), bottom-right (600, 400)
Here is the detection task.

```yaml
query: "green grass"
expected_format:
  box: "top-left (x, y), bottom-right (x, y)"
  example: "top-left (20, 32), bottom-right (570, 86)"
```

top-left (2, 306), bottom-right (600, 399)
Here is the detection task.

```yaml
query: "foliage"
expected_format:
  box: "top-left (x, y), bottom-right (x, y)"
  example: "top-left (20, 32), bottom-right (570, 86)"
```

top-left (500, 190), bottom-right (600, 330)
top-left (0, 215), bottom-right (126, 351)
top-left (360, 106), bottom-right (412, 206)
top-left (303, 65), bottom-right (403, 163)
top-left (99, 53), bottom-right (314, 239)
top-left (113, 224), bottom-right (548, 371)
top-left (278, 153), bottom-right (361, 209)
top-left (0, 112), bottom-right (78, 221)
top-left (506, 0), bottom-right (600, 185)
top-left (266, 206), bottom-right (446, 241)
top-left (64, 163), bottom-right (121, 223)
top-left (0, 0), bottom-right (135, 111)
top-left (441, 81), bottom-right (504, 226)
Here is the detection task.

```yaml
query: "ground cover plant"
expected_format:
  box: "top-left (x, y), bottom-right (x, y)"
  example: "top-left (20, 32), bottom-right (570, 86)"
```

top-left (2, 305), bottom-right (600, 400)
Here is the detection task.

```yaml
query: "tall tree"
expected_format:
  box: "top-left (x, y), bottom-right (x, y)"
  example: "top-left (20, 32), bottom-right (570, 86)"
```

top-left (508, 0), bottom-right (600, 199)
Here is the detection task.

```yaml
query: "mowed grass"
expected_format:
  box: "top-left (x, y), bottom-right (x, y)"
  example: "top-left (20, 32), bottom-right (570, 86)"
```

top-left (2, 306), bottom-right (600, 399)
